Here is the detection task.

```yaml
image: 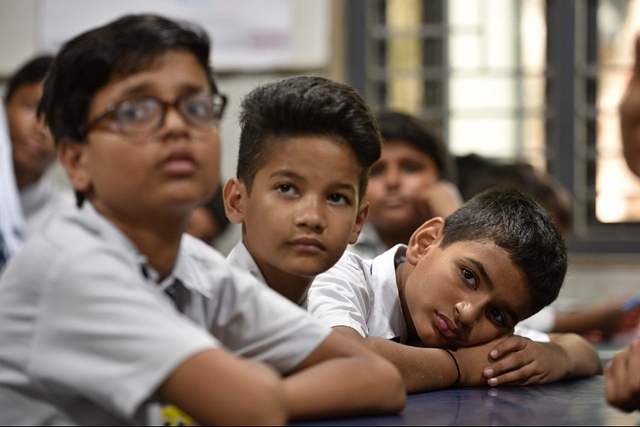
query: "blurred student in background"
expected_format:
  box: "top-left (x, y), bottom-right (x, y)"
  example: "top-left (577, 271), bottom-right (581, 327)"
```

top-left (0, 102), bottom-right (24, 270)
top-left (4, 55), bottom-right (74, 238)
top-left (348, 111), bottom-right (462, 259)
top-left (606, 33), bottom-right (640, 413)
top-left (186, 182), bottom-right (231, 249)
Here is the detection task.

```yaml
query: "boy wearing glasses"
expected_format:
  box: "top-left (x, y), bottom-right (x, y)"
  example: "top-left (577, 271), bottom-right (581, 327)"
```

top-left (0, 14), bottom-right (404, 425)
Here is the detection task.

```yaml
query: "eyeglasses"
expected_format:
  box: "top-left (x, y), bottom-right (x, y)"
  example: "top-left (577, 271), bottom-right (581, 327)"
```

top-left (86, 91), bottom-right (227, 137)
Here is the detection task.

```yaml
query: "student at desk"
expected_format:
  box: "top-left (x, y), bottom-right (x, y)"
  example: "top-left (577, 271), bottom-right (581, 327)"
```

top-left (308, 188), bottom-right (603, 393)
top-left (606, 33), bottom-right (640, 413)
top-left (0, 14), bottom-right (404, 425)
top-left (224, 75), bottom-right (379, 306)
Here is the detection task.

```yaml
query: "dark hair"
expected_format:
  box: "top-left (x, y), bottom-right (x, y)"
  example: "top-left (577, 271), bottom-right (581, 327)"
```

top-left (236, 75), bottom-right (382, 202)
top-left (4, 55), bottom-right (55, 101)
top-left (441, 187), bottom-right (567, 316)
top-left (39, 14), bottom-right (217, 145)
top-left (376, 111), bottom-right (457, 183)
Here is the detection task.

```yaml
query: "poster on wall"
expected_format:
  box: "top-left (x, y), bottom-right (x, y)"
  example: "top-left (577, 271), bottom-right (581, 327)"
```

top-left (39, 0), bottom-right (294, 71)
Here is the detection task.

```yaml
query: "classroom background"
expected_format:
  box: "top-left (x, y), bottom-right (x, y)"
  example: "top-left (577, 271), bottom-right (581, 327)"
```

top-left (1, 0), bottom-right (640, 316)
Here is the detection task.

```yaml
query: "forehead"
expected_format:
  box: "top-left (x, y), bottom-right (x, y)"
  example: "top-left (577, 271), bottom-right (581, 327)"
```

top-left (256, 135), bottom-right (362, 181)
top-left (379, 138), bottom-right (437, 163)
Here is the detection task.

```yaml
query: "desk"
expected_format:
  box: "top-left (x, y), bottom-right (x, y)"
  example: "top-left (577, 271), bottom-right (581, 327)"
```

top-left (295, 376), bottom-right (640, 426)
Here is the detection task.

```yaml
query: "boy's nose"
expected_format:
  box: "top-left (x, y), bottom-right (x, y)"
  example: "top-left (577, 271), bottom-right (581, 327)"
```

top-left (384, 166), bottom-right (401, 188)
top-left (295, 197), bottom-right (326, 232)
top-left (455, 297), bottom-right (486, 328)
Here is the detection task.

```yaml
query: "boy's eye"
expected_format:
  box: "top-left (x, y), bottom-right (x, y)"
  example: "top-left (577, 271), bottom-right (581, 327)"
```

top-left (461, 268), bottom-right (477, 289)
top-left (117, 100), bottom-right (156, 125)
top-left (276, 183), bottom-right (296, 196)
top-left (328, 193), bottom-right (351, 205)
top-left (488, 307), bottom-right (506, 327)
top-left (400, 161), bottom-right (422, 174)
top-left (369, 163), bottom-right (385, 177)
top-left (184, 98), bottom-right (213, 119)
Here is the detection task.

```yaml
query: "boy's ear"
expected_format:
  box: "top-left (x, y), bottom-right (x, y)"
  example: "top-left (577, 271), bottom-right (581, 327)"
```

top-left (223, 178), bottom-right (247, 224)
top-left (405, 217), bottom-right (446, 265)
top-left (348, 200), bottom-right (369, 244)
top-left (57, 138), bottom-right (92, 194)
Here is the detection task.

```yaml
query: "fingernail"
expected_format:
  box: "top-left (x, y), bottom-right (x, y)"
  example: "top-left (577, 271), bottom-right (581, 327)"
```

top-left (485, 368), bottom-right (494, 377)
top-left (490, 350), bottom-right (498, 358)
top-left (488, 377), bottom-right (498, 386)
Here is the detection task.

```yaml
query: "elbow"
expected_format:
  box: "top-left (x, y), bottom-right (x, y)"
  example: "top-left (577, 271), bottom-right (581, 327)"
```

top-left (378, 358), bottom-right (407, 414)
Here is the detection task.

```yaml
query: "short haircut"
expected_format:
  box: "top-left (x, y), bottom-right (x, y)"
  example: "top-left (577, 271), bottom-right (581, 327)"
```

top-left (39, 14), bottom-right (218, 145)
top-left (236, 75), bottom-right (382, 202)
top-left (441, 187), bottom-right (567, 317)
top-left (376, 111), bottom-right (457, 183)
top-left (4, 55), bottom-right (55, 102)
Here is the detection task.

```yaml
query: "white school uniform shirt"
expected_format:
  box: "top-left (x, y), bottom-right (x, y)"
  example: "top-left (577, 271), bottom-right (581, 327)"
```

top-left (20, 174), bottom-right (75, 238)
top-left (226, 240), bottom-right (267, 285)
top-left (307, 245), bottom-right (549, 344)
top-left (0, 102), bottom-right (25, 260)
top-left (0, 202), bottom-right (330, 425)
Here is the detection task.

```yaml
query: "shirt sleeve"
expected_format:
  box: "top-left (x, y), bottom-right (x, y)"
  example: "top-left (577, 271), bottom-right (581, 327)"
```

top-left (307, 253), bottom-right (374, 337)
top-left (199, 259), bottom-right (332, 375)
top-left (29, 244), bottom-right (218, 420)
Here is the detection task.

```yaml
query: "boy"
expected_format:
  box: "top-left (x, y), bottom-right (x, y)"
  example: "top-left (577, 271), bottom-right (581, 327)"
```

top-left (0, 14), bottom-right (404, 425)
top-left (4, 55), bottom-right (75, 237)
top-left (224, 75), bottom-right (378, 305)
top-left (605, 33), bottom-right (640, 413)
top-left (349, 110), bottom-right (463, 259)
top-left (308, 188), bottom-right (602, 393)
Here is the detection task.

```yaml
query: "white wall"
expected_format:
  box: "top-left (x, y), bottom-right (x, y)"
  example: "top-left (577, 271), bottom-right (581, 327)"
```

top-left (0, 0), bottom-right (334, 254)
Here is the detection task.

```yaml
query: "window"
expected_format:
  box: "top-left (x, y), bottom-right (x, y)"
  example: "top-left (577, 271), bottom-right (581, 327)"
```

top-left (347, 0), bottom-right (640, 253)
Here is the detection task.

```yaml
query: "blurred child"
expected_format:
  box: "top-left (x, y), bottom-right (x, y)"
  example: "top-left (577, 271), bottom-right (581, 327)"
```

top-left (605, 33), bottom-right (640, 413)
top-left (4, 55), bottom-right (74, 238)
top-left (224, 75), bottom-right (378, 305)
top-left (0, 14), bottom-right (404, 425)
top-left (186, 182), bottom-right (231, 248)
top-left (308, 188), bottom-right (602, 393)
top-left (349, 110), bottom-right (463, 259)
top-left (0, 102), bottom-right (24, 269)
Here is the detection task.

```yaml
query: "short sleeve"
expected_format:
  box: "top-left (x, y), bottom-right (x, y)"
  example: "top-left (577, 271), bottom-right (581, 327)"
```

top-left (29, 245), bottom-right (218, 419)
top-left (307, 253), bottom-right (374, 337)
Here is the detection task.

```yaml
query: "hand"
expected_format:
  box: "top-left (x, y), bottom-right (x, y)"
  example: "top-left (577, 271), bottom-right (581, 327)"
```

top-left (605, 339), bottom-right (640, 412)
top-left (620, 33), bottom-right (640, 178)
top-left (481, 335), bottom-right (561, 386)
top-left (413, 180), bottom-right (463, 220)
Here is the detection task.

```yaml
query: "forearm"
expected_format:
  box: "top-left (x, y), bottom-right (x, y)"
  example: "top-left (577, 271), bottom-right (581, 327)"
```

top-left (548, 333), bottom-right (603, 379)
top-left (282, 331), bottom-right (405, 420)
top-left (283, 353), bottom-right (404, 420)
top-left (364, 336), bottom-right (461, 393)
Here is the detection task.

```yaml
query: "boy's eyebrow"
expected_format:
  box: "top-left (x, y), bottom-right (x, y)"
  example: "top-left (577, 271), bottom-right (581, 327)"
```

top-left (466, 257), bottom-right (519, 324)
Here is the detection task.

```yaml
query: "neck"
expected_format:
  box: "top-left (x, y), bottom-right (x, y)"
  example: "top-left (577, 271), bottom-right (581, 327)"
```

top-left (257, 261), bottom-right (313, 306)
top-left (99, 206), bottom-right (187, 282)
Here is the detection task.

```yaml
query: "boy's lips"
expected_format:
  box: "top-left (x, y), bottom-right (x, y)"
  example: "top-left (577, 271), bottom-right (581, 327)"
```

top-left (435, 313), bottom-right (462, 340)
top-left (161, 151), bottom-right (197, 175)
top-left (289, 237), bottom-right (326, 252)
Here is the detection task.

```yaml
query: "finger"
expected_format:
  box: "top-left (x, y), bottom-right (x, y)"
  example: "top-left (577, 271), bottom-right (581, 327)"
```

top-left (489, 336), bottom-right (526, 360)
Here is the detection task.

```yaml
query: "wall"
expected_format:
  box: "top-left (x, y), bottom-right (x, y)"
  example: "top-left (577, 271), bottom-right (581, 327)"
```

top-left (0, 0), bottom-right (335, 254)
